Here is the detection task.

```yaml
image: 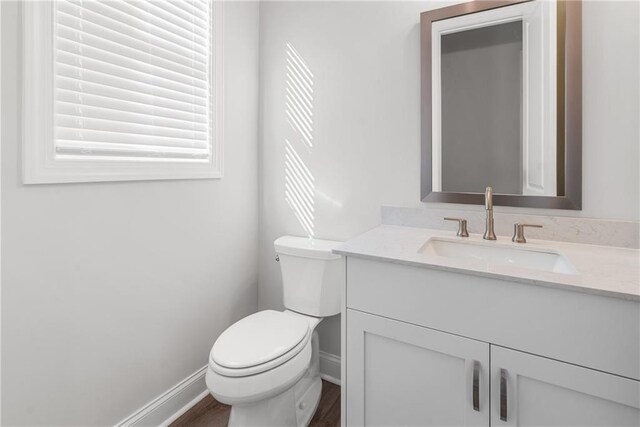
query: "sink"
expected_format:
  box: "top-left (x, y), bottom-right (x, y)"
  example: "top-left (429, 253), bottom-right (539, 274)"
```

top-left (418, 238), bottom-right (577, 275)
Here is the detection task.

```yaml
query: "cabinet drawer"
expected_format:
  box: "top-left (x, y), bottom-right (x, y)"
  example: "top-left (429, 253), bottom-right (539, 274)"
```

top-left (346, 257), bottom-right (640, 380)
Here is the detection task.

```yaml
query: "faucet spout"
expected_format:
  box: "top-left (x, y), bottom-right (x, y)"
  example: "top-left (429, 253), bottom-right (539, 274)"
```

top-left (483, 186), bottom-right (497, 240)
top-left (485, 186), bottom-right (493, 210)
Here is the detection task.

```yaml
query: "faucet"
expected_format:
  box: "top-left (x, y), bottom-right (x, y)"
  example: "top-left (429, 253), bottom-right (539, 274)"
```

top-left (483, 186), bottom-right (497, 240)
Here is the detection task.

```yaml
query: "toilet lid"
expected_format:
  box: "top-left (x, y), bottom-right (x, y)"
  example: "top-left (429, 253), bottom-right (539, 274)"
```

top-left (212, 310), bottom-right (310, 369)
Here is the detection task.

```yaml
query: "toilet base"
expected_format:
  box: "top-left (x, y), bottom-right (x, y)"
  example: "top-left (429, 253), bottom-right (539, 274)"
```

top-left (227, 332), bottom-right (322, 427)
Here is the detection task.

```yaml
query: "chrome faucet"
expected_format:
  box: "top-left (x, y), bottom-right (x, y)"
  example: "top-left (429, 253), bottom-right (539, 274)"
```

top-left (483, 186), bottom-right (497, 240)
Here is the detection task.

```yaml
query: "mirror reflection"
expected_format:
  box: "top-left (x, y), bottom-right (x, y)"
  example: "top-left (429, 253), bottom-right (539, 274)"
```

top-left (431, 1), bottom-right (561, 197)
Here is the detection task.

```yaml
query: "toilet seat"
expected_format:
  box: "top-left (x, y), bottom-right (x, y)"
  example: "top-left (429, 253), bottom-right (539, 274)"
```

top-left (207, 336), bottom-right (314, 405)
top-left (206, 311), bottom-right (323, 406)
top-left (210, 310), bottom-right (315, 377)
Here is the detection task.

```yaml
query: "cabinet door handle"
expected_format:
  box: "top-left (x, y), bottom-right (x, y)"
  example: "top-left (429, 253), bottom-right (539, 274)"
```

top-left (500, 369), bottom-right (508, 421)
top-left (472, 361), bottom-right (480, 411)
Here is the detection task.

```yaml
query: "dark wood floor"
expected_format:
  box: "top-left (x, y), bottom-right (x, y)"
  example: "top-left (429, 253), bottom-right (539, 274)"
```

top-left (170, 380), bottom-right (340, 427)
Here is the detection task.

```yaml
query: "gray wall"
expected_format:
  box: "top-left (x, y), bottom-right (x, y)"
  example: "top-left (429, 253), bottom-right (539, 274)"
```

top-left (258, 0), bottom-right (640, 361)
top-left (441, 21), bottom-right (523, 194)
top-left (1, 2), bottom-right (260, 425)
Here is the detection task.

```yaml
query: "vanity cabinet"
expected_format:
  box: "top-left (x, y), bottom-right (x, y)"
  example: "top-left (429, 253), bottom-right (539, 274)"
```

top-left (346, 309), bottom-right (640, 426)
top-left (342, 257), bottom-right (640, 426)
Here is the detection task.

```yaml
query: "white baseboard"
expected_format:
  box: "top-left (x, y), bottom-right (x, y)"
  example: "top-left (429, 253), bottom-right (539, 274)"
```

top-left (160, 389), bottom-right (209, 426)
top-left (115, 352), bottom-right (339, 427)
top-left (115, 365), bottom-right (208, 427)
top-left (319, 351), bottom-right (341, 386)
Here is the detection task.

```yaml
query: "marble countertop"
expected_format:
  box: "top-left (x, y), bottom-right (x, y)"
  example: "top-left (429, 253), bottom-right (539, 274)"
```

top-left (333, 225), bottom-right (640, 302)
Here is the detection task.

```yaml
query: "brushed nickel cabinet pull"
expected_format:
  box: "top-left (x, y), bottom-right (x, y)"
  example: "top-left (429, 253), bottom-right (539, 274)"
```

top-left (472, 361), bottom-right (480, 412)
top-left (500, 368), bottom-right (508, 421)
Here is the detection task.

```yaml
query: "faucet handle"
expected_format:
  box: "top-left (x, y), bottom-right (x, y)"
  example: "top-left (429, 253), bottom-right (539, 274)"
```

top-left (512, 223), bottom-right (543, 244)
top-left (444, 217), bottom-right (469, 237)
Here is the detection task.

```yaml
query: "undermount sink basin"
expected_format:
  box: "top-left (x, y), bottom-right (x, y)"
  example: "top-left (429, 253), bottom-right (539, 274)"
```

top-left (418, 238), bottom-right (577, 275)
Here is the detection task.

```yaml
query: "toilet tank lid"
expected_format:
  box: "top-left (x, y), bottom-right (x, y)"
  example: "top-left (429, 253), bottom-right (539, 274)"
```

top-left (274, 236), bottom-right (343, 260)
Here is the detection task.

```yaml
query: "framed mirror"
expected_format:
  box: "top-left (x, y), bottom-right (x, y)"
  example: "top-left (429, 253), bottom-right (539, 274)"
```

top-left (420, 0), bottom-right (582, 209)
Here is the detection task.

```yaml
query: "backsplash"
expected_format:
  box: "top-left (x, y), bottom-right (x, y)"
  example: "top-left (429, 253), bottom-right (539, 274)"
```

top-left (381, 206), bottom-right (640, 249)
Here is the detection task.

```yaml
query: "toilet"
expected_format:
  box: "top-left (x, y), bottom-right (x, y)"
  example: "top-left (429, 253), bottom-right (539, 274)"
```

top-left (205, 236), bottom-right (344, 426)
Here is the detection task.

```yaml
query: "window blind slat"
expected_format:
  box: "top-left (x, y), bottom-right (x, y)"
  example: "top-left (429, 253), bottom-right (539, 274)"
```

top-left (56, 140), bottom-right (210, 160)
top-left (132, 0), bottom-right (209, 37)
top-left (56, 89), bottom-right (208, 124)
top-left (170, 0), bottom-right (207, 18)
top-left (56, 53), bottom-right (208, 105)
top-left (180, 0), bottom-right (209, 16)
top-left (54, 0), bottom-right (212, 161)
top-left (63, 0), bottom-right (208, 57)
top-left (57, 127), bottom-right (209, 149)
top-left (56, 115), bottom-right (208, 142)
top-left (56, 101), bottom-right (208, 133)
top-left (153, 1), bottom-right (209, 31)
top-left (120, 0), bottom-right (209, 41)
top-left (56, 63), bottom-right (207, 109)
top-left (98, 0), bottom-right (209, 55)
top-left (57, 1), bottom-right (208, 67)
top-left (57, 51), bottom-right (208, 108)
top-left (56, 78), bottom-right (207, 117)
top-left (56, 11), bottom-right (207, 76)
top-left (56, 47), bottom-right (208, 103)
top-left (56, 38), bottom-right (208, 91)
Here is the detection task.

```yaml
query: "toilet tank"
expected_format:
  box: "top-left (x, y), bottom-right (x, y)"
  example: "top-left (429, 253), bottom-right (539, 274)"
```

top-left (274, 236), bottom-right (345, 317)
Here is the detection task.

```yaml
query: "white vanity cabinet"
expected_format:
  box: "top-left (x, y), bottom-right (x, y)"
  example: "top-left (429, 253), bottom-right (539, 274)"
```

top-left (342, 257), bottom-right (640, 426)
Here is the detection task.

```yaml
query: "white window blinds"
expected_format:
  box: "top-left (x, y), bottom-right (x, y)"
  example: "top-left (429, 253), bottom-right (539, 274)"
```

top-left (54, 0), bottom-right (212, 161)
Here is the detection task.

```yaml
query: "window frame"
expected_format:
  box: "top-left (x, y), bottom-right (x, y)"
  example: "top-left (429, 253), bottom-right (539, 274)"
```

top-left (22, 1), bottom-right (224, 184)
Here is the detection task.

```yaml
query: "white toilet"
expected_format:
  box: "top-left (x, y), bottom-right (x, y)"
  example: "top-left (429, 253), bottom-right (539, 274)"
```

top-left (206, 236), bottom-right (344, 426)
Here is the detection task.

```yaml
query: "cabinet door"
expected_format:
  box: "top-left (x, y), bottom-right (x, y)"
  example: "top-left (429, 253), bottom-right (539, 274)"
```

top-left (491, 346), bottom-right (640, 426)
top-left (346, 309), bottom-right (489, 426)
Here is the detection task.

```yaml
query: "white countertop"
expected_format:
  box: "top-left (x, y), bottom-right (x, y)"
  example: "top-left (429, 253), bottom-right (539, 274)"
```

top-left (333, 225), bottom-right (640, 302)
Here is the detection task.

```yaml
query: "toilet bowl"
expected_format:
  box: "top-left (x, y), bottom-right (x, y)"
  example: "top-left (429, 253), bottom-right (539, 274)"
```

top-left (206, 310), bottom-right (322, 426)
top-left (205, 236), bottom-right (344, 427)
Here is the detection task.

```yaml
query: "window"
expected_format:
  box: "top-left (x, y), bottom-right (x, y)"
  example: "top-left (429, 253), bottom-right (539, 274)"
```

top-left (23, 0), bottom-right (223, 183)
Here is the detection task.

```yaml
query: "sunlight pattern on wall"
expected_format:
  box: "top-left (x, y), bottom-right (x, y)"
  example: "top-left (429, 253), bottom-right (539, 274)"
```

top-left (285, 139), bottom-right (315, 237)
top-left (285, 43), bottom-right (315, 238)
top-left (285, 43), bottom-right (314, 148)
